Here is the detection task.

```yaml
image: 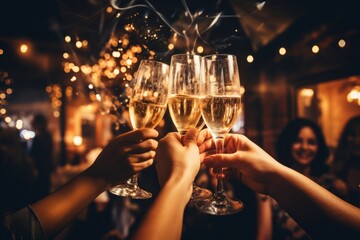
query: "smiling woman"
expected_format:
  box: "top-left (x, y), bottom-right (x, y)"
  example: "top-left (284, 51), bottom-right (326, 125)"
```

top-left (256, 117), bottom-right (349, 240)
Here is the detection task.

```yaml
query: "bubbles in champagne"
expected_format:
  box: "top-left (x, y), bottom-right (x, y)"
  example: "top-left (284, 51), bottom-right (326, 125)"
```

top-left (201, 95), bottom-right (241, 137)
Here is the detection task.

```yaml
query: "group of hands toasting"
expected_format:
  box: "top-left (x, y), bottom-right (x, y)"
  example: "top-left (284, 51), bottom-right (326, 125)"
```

top-left (109, 53), bottom-right (243, 216)
top-left (5, 54), bottom-right (359, 240)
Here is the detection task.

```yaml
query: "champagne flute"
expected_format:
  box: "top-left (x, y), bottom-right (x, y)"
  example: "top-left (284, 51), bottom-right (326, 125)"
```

top-left (167, 53), bottom-right (212, 200)
top-left (109, 60), bottom-right (169, 199)
top-left (195, 54), bottom-right (244, 215)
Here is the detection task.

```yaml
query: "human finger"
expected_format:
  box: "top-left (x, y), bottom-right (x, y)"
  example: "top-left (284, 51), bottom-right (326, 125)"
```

top-left (203, 151), bottom-right (245, 169)
top-left (127, 139), bottom-right (158, 153)
top-left (183, 128), bottom-right (199, 147)
top-left (131, 159), bottom-right (154, 172)
top-left (114, 128), bottom-right (159, 144)
top-left (127, 150), bottom-right (156, 164)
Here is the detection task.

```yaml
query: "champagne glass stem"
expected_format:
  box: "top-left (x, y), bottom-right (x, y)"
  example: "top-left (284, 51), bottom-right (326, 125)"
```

top-left (127, 174), bottom-right (139, 189)
top-left (214, 137), bottom-right (225, 192)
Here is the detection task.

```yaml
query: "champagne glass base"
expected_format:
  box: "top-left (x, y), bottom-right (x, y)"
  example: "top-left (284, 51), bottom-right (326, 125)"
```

top-left (191, 184), bottom-right (212, 201)
top-left (195, 192), bottom-right (244, 215)
top-left (109, 185), bottom-right (152, 199)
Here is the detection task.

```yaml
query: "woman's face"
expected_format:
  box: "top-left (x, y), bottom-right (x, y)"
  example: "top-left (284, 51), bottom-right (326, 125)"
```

top-left (291, 126), bottom-right (318, 166)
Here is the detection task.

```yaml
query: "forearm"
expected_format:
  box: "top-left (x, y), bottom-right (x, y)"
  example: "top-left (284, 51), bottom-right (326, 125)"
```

top-left (132, 176), bottom-right (191, 240)
top-left (31, 166), bottom-right (108, 238)
top-left (256, 194), bottom-right (272, 240)
top-left (269, 166), bottom-right (360, 239)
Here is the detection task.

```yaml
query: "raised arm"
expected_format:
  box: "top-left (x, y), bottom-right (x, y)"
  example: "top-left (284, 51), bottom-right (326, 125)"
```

top-left (203, 132), bottom-right (360, 239)
top-left (31, 128), bottom-right (158, 238)
top-left (132, 128), bottom-right (203, 240)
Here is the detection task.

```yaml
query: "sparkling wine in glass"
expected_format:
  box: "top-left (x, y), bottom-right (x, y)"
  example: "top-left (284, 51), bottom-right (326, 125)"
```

top-left (195, 54), bottom-right (244, 215)
top-left (109, 60), bottom-right (169, 199)
top-left (167, 53), bottom-right (212, 200)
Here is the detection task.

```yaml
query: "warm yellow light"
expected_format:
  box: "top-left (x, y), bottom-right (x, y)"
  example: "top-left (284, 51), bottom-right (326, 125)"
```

top-left (196, 46), bottom-right (204, 53)
top-left (73, 136), bottom-right (83, 146)
top-left (53, 111), bottom-right (60, 118)
top-left (0, 49), bottom-right (3, 55)
top-left (126, 58), bottom-right (132, 65)
top-left (65, 86), bottom-right (72, 97)
top-left (112, 51), bottom-right (121, 58)
top-left (122, 38), bottom-right (129, 47)
top-left (46, 86), bottom-right (52, 93)
top-left (312, 45), bottom-right (319, 53)
top-left (299, 88), bottom-right (314, 97)
top-left (338, 39), bottom-right (346, 48)
top-left (246, 55), bottom-right (254, 63)
top-left (0, 108), bottom-right (6, 115)
top-left (279, 47), bottom-right (286, 55)
top-left (240, 86), bottom-right (245, 95)
top-left (299, 88), bottom-right (314, 106)
top-left (72, 66), bottom-right (79, 72)
top-left (106, 6), bottom-right (113, 13)
top-left (65, 36), bottom-right (71, 43)
top-left (63, 52), bottom-right (69, 59)
top-left (20, 44), bottom-right (28, 54)
top-left (16, 119), bottom-right (23, 129)
top-left (168, 43), bottom-right (174, 50)
top-left (76, 41), bottom-right (82, 48)
top-left (347, 86), bottom-right (360, 105)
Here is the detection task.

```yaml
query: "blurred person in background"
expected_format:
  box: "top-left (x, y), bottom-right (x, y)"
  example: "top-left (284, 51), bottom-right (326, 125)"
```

top-left (332, 115), bottom-right (360, 207)
top-left (257, 118), bottom-right (348, 240)
top-left (29, 113), bottom-right (54, 201)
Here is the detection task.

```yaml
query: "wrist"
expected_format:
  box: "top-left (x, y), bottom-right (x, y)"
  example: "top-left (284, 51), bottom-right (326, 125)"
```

top-left (82, 166), bottom-right (110, 193)
top-left (162, 173), bottom-right (193, 203)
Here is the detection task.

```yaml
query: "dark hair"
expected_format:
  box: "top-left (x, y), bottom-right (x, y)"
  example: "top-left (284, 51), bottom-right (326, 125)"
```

top-left (275, 117), bottom-right (330, 176)
top-left (332, 115), bottom-right (360, 178)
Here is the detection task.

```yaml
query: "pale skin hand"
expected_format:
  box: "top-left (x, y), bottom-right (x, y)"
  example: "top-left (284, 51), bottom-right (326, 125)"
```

top-left (32, 129), bottom-right (158, 239)
top-left (199, 130), bottom-right (283, 194)
top-left (202, 132), bottom-right (360, 239)
top-left (132, 128), bottom-right (202, 240)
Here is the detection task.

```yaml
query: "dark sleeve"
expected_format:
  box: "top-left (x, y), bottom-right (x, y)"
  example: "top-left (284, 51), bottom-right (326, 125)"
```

top-left (1, 206), bottom-right (47, 240)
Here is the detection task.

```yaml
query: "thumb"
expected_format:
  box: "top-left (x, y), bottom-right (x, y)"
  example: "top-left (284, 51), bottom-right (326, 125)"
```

top-left (183, 128), bottom-right (199, 147)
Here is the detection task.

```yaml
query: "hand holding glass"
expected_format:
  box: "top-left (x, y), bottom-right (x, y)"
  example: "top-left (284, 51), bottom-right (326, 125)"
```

top-left (109, 60), bottom-right (169, 199)
top-left (195, 54), bottom-right (244, 215)
top-left (167, 53), bottom-right (212, 200)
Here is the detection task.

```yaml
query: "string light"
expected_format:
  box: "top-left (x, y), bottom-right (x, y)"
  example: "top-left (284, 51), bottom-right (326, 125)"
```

top-left (20, 44), bottom-right (29, 54)
top-left (279, 47), bottom-right (286, 55)
top-left (312, 45), bottom-right (319, 53)
top-left (246, 55), bottom-right (254, 63)
top-left (338, 39), bottom-right (346, 48)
